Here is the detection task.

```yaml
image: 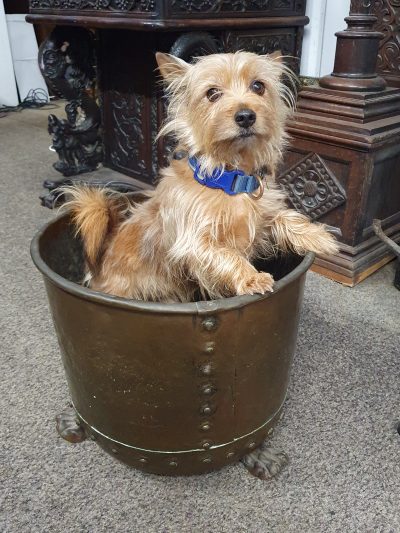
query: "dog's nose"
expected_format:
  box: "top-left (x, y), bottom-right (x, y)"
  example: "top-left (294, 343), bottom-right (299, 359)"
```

top-left (235, 108), bottom-right (256, 128)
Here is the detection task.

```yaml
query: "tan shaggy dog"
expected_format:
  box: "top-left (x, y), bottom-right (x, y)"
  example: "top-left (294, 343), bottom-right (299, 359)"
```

top-left (64, 51), bottom-right (338, 302)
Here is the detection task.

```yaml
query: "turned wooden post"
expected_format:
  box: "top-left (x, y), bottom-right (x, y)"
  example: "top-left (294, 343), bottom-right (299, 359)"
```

top-left (320, 0), bottom-right (386, 91)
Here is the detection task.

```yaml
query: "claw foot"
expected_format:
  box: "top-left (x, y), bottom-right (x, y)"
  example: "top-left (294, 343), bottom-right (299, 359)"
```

top-left (241, 442), bottom-right (288, 480)
top-left (56, 405), bottom-right (87, 443)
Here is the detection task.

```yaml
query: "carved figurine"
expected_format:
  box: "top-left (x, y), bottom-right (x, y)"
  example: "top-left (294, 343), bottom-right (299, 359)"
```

top-left (39, 27), bottom-right (103, 179)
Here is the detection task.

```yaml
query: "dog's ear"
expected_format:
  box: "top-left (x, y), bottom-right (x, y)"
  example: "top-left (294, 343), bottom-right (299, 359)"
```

top-left (156, 52), bottom-right (190, 82)
top-left (269, 50), bottom-right (283, 63)
top-left (264, 50), bottom-right (284, 80)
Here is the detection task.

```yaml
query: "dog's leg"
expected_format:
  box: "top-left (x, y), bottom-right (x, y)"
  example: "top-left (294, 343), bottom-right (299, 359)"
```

top-left (241, 441), bottom-right (288, 480)
top-left (269, 209), bottom-right (339, 256)
top-left (189, 245), bottom-right (274, 297)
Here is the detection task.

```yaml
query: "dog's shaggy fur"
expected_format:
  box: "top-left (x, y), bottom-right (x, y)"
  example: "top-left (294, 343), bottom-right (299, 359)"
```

top-left (64, 51), bottom-right (338, 302)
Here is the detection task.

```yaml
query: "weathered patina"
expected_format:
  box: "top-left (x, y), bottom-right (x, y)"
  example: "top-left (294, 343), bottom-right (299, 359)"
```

top-left (31, 213), bottom-right (313, 475)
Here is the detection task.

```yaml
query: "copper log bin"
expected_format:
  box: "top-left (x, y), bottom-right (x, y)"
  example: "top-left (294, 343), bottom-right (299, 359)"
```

top-left (31, 214), bottom-right (314, 476)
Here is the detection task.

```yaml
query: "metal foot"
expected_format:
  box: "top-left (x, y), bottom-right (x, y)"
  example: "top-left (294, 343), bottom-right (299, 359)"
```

top-left (56, 405), bottom-right (87, 443)
top-left (241, 441), bottom-right (288, 480)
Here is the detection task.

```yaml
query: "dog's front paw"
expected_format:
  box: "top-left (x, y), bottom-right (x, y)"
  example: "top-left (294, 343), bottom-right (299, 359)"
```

top-left (237, 272), bottom-right (274, 295)
top-left (241, 443), bottom-right (288, 480)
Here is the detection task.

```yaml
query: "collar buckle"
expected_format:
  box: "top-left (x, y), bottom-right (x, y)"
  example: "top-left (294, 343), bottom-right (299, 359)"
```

top-left (188, 157), bottom-right (263, 198)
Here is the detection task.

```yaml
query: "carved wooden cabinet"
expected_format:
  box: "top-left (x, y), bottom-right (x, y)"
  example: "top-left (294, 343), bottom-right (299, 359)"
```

top-left (27, 0), bottom-right (308, 204)
top-left (276, 1), bottom-right (400, 286)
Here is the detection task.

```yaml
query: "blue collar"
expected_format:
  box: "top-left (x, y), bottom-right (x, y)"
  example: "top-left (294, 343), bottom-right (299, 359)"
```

top-left (188, 157), bottom-right (261, 196)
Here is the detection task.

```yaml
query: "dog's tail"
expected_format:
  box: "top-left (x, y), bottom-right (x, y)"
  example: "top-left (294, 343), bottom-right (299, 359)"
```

top-left (60, 186), bottom-right (128, 272)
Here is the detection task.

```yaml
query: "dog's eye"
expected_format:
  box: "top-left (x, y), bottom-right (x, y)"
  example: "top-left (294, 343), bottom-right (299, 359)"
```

top-left (206, 88), bottom-right (222, 102)
top-left (250, 80), bottom-right (265, 96)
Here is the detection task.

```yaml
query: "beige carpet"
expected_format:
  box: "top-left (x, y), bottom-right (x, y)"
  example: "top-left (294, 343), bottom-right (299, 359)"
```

top-left (1, 105), bottom-right (399, 533)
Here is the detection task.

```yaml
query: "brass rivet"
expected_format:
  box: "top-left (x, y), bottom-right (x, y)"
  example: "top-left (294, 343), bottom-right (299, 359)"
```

top-left (111, 448), bottom-right (118, 454)
top-left (200, 363), bottom-right (212, 375)
top-left (202, 458), bottom-right (212, 464)
top-left (169, 460), bottom-right (178, 467)
top-left (90, 434), bottom-right (97, 441)
top-left (200, 422), bottom-right (211, 431)
top-left (248, 442), bottom-right (256, 449)
top-left (202, 317), bottom-right (217, 331)
top-left (201, 384), bottom-right (216, 396)
top-left (202, 441), bottom-right (212, 450)
top-left (139, 458), bottom-right (148, 464)
top-left (226, 452), bottom-right (235, 459)
top-left (201, 405), bottom-right (212, 415)
top-left (204, 342), bottom-right (215, 354)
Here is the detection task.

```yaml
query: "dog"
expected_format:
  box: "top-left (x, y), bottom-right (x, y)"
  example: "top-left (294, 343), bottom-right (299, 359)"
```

top-left (63, 51), bottom-right (338, 302)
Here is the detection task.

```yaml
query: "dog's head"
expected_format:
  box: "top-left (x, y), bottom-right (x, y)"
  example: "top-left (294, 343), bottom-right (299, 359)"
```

top-left (156, 51), bottom-right (294, 173)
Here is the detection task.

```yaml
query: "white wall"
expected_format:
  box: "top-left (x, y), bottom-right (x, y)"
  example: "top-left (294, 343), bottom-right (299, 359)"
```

top-left (0, 3), bottom-right (48, 107)
top-left (300, 0), bottom-right (351, 78)
top-left (0, 0), bottom-right (18, 107)
top-left (6, 14), bottom-right (48, 102)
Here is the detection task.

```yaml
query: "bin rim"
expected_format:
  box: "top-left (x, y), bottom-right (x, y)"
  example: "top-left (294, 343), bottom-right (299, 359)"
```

top-left (31, 213), bottom-right (315, 315)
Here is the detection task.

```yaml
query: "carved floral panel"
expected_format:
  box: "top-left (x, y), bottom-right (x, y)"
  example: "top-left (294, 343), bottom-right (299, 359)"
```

top-left (225, 31), bottom-right (295, 56)
top-left (350, 0), bottom-right (373, 13)
top-left (170, 0), bottom-right (305, 13)
top-left (30, 0), bottom-right (308, 12)
top-left (371, 0), bottom-right (400, 83)
top-left (224, 30), bottom-right (299, 74)
top-left (278, 153), bottom-right (347, 220)
top-left (30, 0), bottom-right (156, 11)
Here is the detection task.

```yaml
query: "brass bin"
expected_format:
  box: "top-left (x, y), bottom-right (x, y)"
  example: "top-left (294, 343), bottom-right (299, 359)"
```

top-left (31, 214), bottom-right (314, 476)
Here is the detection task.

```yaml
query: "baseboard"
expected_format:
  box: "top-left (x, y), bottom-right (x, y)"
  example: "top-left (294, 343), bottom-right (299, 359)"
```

top-left (311, 223), bottom-right (400, 286)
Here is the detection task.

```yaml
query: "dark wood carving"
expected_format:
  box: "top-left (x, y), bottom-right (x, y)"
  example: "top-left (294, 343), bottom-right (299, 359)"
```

top-left (278, 154), bottom-right (346, 221)
top-left (350, 0), bottom-right (373, 13)
top-left (99, 30), bottom-right (155, 184)
top-left (371, 0), bottom-right (400, 87)
top-left (109, 91), bottom-right (147, 174)
top-left (31, 0), bottom-right (156, 11)
top-left (170, 0), bottom-right (290, 13)
top-left (29, 2), bottom-right (308, 202)
top-left (225, 30), bottom-right (294, 54)
top-left (30, 0), bottom-right (306, 16)
top-left (224, 29), bottom-right (299, 73)
top-left (280, 1), bottom-right (400, 286)
top-left (38, 26), bottom-right (103, 178)
top-left (150, 98), bottom-right (159, 178)
top-left (28, 0), bottom-right (308, 30)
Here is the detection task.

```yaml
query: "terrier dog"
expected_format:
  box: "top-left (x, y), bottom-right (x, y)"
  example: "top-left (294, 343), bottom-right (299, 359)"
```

top-left (64, 51), bottom-right (338, 302)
